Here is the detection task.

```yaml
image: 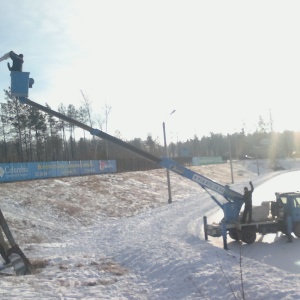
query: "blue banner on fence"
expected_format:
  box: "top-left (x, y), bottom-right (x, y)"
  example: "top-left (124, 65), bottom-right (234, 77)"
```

top-left (192, 156), bottom-right (223, 165)
top-left (0, 160), bottom-right (116, 183)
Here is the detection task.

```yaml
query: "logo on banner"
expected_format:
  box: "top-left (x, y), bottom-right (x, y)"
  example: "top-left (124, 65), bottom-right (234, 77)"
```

top-left (99, 161), bottom-right (113, 171)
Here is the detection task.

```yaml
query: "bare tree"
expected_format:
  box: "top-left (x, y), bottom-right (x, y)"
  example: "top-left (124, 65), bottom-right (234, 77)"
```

top-left (93, 113), bottom-right (105, 159)
top-left (103, 102), bottom-right (112, 159)
top-left (0, 103), bottom-right (8, 161)
top-left (67, 104), bottom-right (78, 160)
top-left (57, 103), bottom-right (68, 160)
top-left (80, 90), bottom-right (94, 127)
top-left (103, 102), bottom-right (111, 133)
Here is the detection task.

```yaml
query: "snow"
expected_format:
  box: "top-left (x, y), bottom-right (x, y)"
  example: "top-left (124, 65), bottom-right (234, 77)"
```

top-left (0, 160), bottom-right (299, 299)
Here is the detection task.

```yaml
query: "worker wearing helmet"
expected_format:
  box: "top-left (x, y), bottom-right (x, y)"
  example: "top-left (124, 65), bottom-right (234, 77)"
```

top-left (242, 181), bottom-right (254, 223)
top-left (7, 51), bottom-right (24, 71)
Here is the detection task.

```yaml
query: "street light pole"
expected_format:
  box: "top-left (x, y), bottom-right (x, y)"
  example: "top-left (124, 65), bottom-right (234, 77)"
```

top-left (162, 109), bottom-right (176, 204)
top-left (163, 121), bottom-right (172, 204)
top-left (254, 146), bottom-right (260, 175)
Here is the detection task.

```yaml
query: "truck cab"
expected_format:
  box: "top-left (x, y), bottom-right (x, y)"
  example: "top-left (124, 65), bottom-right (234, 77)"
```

top-left (272, 192), bottom-right (300, 238)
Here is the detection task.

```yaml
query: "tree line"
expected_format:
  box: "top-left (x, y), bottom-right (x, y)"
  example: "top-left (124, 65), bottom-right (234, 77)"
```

top-left (1, 90), bottom-right (300, 170)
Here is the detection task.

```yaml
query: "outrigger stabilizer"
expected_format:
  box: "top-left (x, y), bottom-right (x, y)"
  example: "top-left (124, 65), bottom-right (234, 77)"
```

top-left (0, 209), bottom-right (32, 275)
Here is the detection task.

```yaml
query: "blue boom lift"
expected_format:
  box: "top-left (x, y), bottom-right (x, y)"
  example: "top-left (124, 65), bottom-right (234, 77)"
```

top-left (16, 96), bottom-right (300, 249)
top-left (1, 72), bottom-right (300, 276)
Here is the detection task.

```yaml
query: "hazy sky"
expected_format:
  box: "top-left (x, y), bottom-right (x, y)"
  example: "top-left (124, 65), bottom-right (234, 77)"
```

top-left (1, 1), bottom-right (300, 143)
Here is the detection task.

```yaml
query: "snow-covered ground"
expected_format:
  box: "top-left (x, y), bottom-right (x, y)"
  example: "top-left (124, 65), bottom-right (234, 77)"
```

top-left (0, 159), bottom-right (299, 299)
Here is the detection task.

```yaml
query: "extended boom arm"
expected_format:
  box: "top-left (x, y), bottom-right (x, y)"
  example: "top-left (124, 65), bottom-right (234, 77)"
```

top-left (19, 97), bottom-right (243, 206)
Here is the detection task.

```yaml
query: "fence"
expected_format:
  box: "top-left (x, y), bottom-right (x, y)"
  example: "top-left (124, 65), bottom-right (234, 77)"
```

top-left (0, 156), bottom-right (222, 183)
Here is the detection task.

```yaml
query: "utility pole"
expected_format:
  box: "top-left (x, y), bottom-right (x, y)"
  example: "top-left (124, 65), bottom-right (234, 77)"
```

top-left (163, 122), bottom-right (172, 204)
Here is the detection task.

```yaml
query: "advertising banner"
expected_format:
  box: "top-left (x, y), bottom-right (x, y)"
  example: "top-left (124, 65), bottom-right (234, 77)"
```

top-left (0, 160), bottom-right (116, 183)
top-left (192, 156), bottom-right (223, 166)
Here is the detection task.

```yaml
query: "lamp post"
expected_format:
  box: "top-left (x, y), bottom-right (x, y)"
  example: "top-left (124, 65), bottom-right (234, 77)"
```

top-left (163, 109), bottom-right (176, 204)
top-left (254, 146), bottom-right (260, 175)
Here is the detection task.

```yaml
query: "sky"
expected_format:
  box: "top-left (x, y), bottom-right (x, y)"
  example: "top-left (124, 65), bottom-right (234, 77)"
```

top-left (0, 159), bottom-right (299, 298)
top-left (1, 1), bottom-right (300, 143)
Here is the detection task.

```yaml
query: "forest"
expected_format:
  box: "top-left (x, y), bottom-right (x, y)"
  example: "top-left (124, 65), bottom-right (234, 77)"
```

top-left (1, 89), bottom-right (300, 171)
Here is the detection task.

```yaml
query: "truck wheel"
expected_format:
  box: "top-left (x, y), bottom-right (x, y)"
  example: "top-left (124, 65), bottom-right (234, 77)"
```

top-left (241, 228), bottom-right (256, 244)
top-left (293, 222), bottom-right (300, 238)
top-left (229, 230), bottom-right (239, 241)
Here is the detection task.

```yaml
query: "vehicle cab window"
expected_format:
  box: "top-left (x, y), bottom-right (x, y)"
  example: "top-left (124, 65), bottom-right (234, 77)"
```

top-left (293, 197), bottom-right (300, 208)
